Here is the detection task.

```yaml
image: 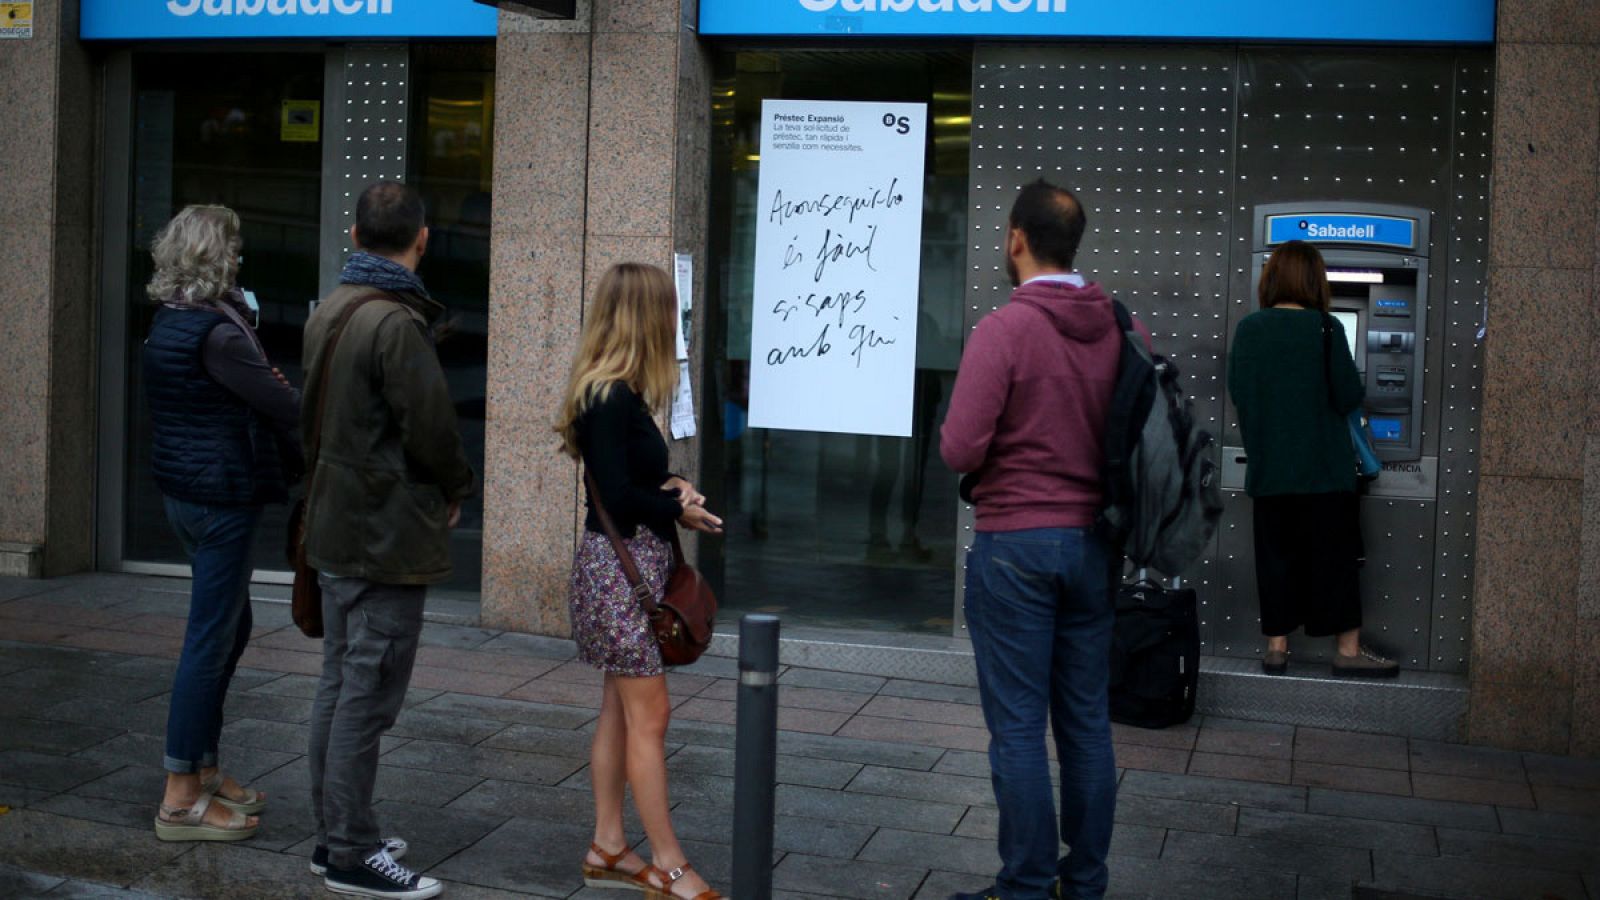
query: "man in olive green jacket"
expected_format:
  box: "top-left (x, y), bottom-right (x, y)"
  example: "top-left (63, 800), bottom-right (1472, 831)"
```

top-left (302, 181), bottom-right (472, 900)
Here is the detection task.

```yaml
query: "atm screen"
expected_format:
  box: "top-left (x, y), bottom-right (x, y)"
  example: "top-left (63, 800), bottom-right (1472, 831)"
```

top-left (1330, 310), bottom-right (1360, 360)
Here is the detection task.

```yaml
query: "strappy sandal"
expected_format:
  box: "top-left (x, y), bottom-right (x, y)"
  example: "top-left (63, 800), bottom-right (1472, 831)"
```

top-left (642, 863), bottom-right (723, 900)
top-left (201, 771), bottom-right (268, 815)
top-left (582, 842), bottom-right (653, 892)
top-left (153, 793), bottom-right (259, 842)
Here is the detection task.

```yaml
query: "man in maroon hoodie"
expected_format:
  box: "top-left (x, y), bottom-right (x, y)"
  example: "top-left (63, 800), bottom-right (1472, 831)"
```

top-left (941, 180), bottom-right (1134, 900)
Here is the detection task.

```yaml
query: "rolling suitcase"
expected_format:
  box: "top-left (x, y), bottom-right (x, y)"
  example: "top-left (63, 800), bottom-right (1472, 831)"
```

top-left (1109, 576), bottom-right (1200, 729)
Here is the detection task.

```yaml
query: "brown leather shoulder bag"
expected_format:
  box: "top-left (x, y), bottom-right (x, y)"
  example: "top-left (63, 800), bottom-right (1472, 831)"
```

top-left (584, 470), bottom-right (717, 667)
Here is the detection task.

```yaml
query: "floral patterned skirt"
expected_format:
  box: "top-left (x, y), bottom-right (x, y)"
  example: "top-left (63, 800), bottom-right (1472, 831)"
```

top-left (568, 529), bottom-right (671, 677)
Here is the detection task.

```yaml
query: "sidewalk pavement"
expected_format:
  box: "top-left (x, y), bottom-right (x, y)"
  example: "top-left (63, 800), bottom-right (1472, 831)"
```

top-left (0, 573), bottom-right (1596, 900)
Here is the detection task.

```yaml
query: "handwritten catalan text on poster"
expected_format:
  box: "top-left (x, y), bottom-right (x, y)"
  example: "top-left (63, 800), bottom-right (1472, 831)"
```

top-left (748, 99), bottom-right (927, 437)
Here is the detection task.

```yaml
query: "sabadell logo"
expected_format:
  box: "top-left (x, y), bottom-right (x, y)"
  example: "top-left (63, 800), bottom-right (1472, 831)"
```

top-left (166, 0), bottom-right (396, 15)
top-left (798, 0), bottom-right (1068, 11)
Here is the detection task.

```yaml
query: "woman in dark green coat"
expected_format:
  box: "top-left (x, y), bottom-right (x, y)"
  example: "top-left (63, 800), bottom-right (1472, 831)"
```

top-left (1227, 241), bottom-right (1398, 679)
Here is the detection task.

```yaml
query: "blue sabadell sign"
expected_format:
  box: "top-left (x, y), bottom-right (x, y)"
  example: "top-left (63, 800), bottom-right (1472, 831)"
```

top-left (81, 0), bottom-right (499, 41)
top-left (699, 0), bottom-right (1496, 43)
top-left (1266, 214), bottom-right (1419, 250)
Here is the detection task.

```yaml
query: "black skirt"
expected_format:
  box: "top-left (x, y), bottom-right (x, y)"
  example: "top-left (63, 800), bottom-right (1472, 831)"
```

top-left (1251, 492), bottom-right (1362, 637)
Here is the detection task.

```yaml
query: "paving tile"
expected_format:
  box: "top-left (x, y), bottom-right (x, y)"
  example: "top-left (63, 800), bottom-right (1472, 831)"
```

top-left (669, 655), bottom-right (742, 679)
top-left (1437, 826), bottom-right (1595, 873)
top-left (427, 816), bottom-right (603, 897)
top-left (0, 784), bottom-right (57, 809)
top-left (563, 769), bottom-right (738, 810)
top-left (368, 800), bottom-right (511, 871)
top-left (858, 695), bottom-right (987, 729)
top-left (0, 668), bottom-right (169, 704)
top-left (1105, 854), bottom-right (1299, 899)
top-left (1411, 772), bottom-right (1536, 809)
top-left (1195, 717), bottom-right (1295, 760)
top-left (674, 696), bottom-right (736, 725)
top-left (245, 672), bottom-right (320, 699)
top-left (248, 755), bottom-right (486, 811)
top-left (129, 843), bottom-right (326, 900)
top-left (1370, 851), bottom-right (1587, 900)
top-left (1120, 770), bottom-right (1308, 813)
top-left (539, 660), bottom-right (605, 685)
top-left (473, 631), bottom-right (578, 661)
top-left (1294, 728), bottom-right (1409, 772)
top-left (1531, 784), bottom-right (1600, 815)
top-left (381, 739), bottom-right (584, 787)
top-left (406, 665), bottom-right (535, 699)
top-left (876, 678), bottom-right (980, 706)
top-left (1496, 806), bottom-right (1600, 843)
top-left (414, 645), bottom-right (560, 681)
top-left (1408, 740), bottom-right (1527, 783)
top-left (0, 752), bottom-right (119, 792)
top-left (409, 692), bottom-right (598, 730)
top-left (0, 717), bottom-right (123, 755)
top-left (836, 715), bottom-right (990, 753)
top-left (52, 630), bottom-right (185, 659)
top-left (0, 620), bottom-right (76, 645)
top-left (32, 792), bottom-right (154, 831)
top-left (666, 672), bottom-right (720, 698)
top-left (1297, 874), bottom-right (1359, 900)
top-left (776, 784), bottom-right (966, 835)
top-left (418, 623), bottom-right (500, 650)
top-left (235, 646), bottom-right (323, 676)
top-left (1238, 807), bottom-right (1436, 854)
top-left (857, 828), bottom-right (1002, 876)
top-left (780, 668), bottom-right (889, 694)
top-left (0, 862), bottom-right (65, 895)
top-left (667, 745), bottom-right (863, 790)
top-left (1162, 829), bottom-right (1372, 881)
top-left (1187, 751), bottom-right (1291, 784)
top-left (667, 719), bottom-right (737, 750)
top-left (778, 686), bottom-right (875, 715)
top-left (388, 707), bottom-right (510, 746)
top-left (71, 734), bottom-right (297, 784)
top-left (0, 578), bottom-right (60, 601)
top-left (1114, 743), bottom-right (1191, 775)
top-left (219, 717), bottom-right (310, 753)
top-left (1112, 720), bottom-right (1199, 751)
top-left (692, 678), bottom-right (739, 702)
top-left (670, 801), bottom-right (874, 859)
top-left (1523, 752), bottom-right (1600, 790)
top-left (1309, 788), bottom-right (1499, 832)
top-left (202, 690), bottom-right (311, 724)
top-left (1291, 762), bottom-right (1411, 797)
top-left (0, 641), bottom-right (121, 671)
top-left (914, 869), bottom-right (981, 899)
top-left (0, 599), bottom-right (140, 629)
top-left (36, 698), bottom-right (169, 737)
top-left (933, 749), bottom-right (995, 780)
top-left (772, 852), bottom-right (928, 899)
top-left (847, 764), bottom-right (997, 808)
top-left (0, 809), bottom-right (190, 886)
top-left (444, 778), bottom-right (643, 834)
top-left (1114, 792), bottom-right (1239, 836)
top-left (479, 723), bottom-right (599, 760)
top-left (776, 730), bottom-right (944, 772)
top-left (947, 808), bottom-right (1164, 860)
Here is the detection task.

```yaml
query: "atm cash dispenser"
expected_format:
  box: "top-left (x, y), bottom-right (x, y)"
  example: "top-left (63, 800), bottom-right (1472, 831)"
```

top-left (1244, 202), bottom-right (1430, 464)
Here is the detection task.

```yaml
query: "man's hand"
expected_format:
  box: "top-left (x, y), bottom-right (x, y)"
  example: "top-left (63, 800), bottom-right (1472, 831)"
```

top-left (448, 501), bottom-right (462, 529)
top-left (271, 367), bottom-right (291, 388)
top-left (662, 476), bottom-right (706, 509)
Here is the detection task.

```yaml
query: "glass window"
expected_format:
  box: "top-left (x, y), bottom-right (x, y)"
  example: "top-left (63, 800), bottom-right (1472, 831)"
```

top-left (703, 50), bottom-right (972, 634)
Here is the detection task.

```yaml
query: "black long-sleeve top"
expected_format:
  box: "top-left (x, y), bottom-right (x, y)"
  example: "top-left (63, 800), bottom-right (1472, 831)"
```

top-left (577, 383), bottom-right (681, 541)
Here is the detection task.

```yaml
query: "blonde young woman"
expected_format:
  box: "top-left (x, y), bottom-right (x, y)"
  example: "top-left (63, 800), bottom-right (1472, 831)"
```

top-left (142, 206), bottom-right (302, 840)
top-left (556, 263), bottom-right (725, 900)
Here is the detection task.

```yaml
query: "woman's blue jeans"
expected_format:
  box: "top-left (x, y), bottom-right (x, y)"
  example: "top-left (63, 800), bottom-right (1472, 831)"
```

top-left (162, 496), bottom-right (259, 775)
top-left (964, 528), bottom-right (1118, 900)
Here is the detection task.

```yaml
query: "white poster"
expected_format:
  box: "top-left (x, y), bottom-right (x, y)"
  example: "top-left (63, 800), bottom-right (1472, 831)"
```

top-left (748, 99), bottom-right (927, 437)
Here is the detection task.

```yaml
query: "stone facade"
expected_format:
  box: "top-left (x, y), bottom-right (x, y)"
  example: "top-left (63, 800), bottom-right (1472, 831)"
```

top-left (1472, 0), bottom-right (1600, 755)
top-left (0, 0), bottom-right (97, 578)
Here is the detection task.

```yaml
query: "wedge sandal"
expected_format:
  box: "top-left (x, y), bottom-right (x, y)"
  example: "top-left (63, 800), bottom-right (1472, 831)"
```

top-left (153, 792), bottom-right (258, 842)
top-left (643, 863), bottom-right (723, 900)
top-left (582, 842), bottom-right (652, 892)
top-left (201, 771), bottom-right (268, 815)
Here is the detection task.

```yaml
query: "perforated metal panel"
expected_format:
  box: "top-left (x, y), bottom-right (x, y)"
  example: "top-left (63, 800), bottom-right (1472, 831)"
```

top-left (318, 45), bottom-right (411, 295)
top-left (962, 45), bottom-right (1492, 671)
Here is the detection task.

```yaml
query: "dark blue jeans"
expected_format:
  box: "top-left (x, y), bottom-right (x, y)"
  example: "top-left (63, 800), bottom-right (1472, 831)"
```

top-left (964, 528), bottom-right (1118, 900)
top-left (162, 497), bottom-right (259, 774)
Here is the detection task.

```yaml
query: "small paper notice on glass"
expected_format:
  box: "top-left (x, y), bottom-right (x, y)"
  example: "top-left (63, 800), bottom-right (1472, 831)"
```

top-left (670, 361), bottom-right (696, 440)
top-left (674, 253), bottom-right (693, 361)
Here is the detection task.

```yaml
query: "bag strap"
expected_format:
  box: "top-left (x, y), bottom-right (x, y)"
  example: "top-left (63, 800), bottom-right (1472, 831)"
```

top-left (305, 292), bottom-right (392, 482)
top-left (583, 469), bottom-right (662, 615)
top-left (1320, 311), bottom-right (1339, 412)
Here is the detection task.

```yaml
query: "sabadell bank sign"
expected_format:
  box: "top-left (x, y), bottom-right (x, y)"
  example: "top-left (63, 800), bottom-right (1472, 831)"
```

top-left (700, 0), bottom-right (1496, 42)
top-left (81, 0), bottom-right (498, 39)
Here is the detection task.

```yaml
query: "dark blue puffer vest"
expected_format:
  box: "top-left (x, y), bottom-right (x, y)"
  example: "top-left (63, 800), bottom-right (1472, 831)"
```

top-left (143, 306), bottom-right (287, 506)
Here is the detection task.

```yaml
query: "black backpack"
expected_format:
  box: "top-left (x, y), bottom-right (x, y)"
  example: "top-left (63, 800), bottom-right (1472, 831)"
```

top-left (1109, 579), bottom-right (1200, 729)
top-left (1097, 301), bottom-right (1223, 576)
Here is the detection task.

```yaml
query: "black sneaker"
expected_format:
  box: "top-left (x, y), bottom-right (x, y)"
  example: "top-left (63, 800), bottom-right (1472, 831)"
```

top-left (324, 848), bottom-right (440, 899)
top-left (311, 837), bottom-right (409, 876)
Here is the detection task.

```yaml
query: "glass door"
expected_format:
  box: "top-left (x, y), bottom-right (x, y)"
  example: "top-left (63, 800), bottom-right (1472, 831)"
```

top-left (121, 51), bottom-right (325, 569)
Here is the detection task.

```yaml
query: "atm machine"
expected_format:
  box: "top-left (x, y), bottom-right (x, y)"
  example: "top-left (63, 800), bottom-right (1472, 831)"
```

top-left (1249, 202), bottom-right (1430, 463)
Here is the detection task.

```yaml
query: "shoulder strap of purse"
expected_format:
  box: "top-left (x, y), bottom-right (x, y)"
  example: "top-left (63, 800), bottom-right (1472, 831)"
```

top-left (583, 469), bottom-right (662, 615)
top-left (1319, 310), bottom-right (1338, 412)
top-left (305, 292), bottom-right (392, 475)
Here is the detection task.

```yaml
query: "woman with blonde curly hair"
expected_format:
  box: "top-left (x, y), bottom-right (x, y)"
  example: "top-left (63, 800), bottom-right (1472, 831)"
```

top-left (143, 205), bottom-right (303, 841)
top-left (556, 262), bottom-right (724, 899)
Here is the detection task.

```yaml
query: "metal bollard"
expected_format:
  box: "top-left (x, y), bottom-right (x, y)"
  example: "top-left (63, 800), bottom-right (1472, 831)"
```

top-left (732, 614), bottom-right (780, 900)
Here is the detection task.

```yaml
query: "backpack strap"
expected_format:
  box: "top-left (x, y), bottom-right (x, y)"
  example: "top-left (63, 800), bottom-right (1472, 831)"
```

top-left (1319, 310), bottom-right (1339, 412)
top-left (1112, 298), bottom-right (1136, 336)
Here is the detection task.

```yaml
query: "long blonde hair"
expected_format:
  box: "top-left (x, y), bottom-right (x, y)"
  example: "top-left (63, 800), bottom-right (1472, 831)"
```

top-left (146, 205), bottom-right (243, 305)
top-left (556, 263), bottom-right (679, 458)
